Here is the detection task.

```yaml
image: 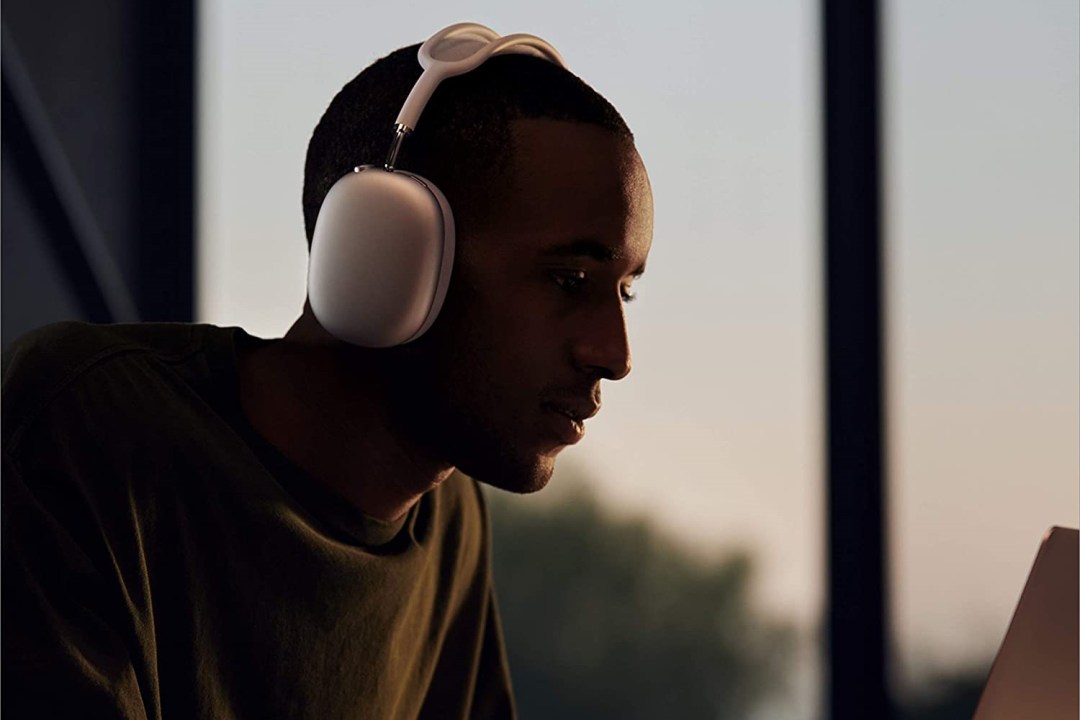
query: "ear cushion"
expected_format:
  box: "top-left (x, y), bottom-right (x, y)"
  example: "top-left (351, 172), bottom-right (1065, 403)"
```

top-left (308, 167), bottom-right (455, 347)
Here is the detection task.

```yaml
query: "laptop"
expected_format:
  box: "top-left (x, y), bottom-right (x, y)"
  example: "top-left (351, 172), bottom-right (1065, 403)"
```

top-left (972, 526), bottom-right (1079, 720)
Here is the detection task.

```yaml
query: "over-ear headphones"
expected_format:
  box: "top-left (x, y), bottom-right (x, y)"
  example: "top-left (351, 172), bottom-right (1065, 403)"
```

top-left (307, 23), bottom-right (567, 348)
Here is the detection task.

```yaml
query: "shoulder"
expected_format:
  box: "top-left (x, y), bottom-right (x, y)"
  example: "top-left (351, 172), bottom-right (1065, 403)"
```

top-left (436, 471), bottom-right (490, 531)
top-left (2, 320), bottom-right (205, 387)
top-left (425, 472), bottom-right (494, 571)
top-left (2, 321), bottom-right (219, 455)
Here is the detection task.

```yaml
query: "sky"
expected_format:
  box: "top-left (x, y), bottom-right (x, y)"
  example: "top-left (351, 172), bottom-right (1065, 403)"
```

top-left (197, 0), bottom-right (1079, 704)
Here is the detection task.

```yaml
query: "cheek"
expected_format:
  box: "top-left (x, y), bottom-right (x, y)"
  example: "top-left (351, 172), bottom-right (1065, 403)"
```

top-left (484, 290), bottom-right (564, 371)
top-left (438, 264), bottom-right (566, 386)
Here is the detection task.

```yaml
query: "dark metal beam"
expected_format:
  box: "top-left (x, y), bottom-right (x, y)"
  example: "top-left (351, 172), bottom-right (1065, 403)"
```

top-left (1, 25), bottom-right (140, 325)
top-left (822, 0), bottom-right (891, 718)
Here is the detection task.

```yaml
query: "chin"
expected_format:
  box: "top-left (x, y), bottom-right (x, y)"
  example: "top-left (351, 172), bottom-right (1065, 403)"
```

top-left (458, 450), bottom-right (556, 495)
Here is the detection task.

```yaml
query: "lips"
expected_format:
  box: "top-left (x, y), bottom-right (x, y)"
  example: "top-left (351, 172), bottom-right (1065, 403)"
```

top-left (541, 399), bottom-right (600, 446)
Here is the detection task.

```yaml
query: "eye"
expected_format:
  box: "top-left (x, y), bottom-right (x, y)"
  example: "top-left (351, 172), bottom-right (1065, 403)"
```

top-left (550, 269), bottom-right (587, 292)
top-left (549, 270), bottom-right (638, 304)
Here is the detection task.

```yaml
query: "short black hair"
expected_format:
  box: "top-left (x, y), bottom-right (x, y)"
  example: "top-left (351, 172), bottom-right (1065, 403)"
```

top-left (302, 42), bottom-right (633, 246)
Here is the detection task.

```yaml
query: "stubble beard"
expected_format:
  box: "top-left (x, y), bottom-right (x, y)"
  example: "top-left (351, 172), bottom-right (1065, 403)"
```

top-left (388, 338), bottom-right (555, 496)
top-left (431, 351), bottom-right (556, 496)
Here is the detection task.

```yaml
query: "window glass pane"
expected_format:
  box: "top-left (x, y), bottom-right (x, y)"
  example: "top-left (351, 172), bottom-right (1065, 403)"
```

top-left (199, 4), bottom-right (822, 717)
top-left (885, 1), bottom-right (1080, 713)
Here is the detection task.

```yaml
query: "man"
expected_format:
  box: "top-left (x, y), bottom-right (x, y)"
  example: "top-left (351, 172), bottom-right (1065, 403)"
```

top-left (2, 32), bottom-right (653, 719)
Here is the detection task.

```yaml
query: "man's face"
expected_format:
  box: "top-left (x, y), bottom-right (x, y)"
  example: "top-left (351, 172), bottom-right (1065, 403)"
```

top-left (393, 118), bottom-right (653, 494)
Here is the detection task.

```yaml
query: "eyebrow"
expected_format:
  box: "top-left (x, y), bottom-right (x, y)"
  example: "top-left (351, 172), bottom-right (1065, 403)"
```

top-left (540, 239), bottom-right (646, 277)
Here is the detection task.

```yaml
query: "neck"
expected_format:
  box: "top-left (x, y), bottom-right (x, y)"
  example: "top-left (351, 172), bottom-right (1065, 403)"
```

top-left (237, 311), bottom-right (453, 521)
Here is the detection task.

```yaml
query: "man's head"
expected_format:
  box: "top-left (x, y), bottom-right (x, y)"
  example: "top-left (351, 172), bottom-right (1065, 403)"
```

top-left (303, 42), bottom-right (653, 494)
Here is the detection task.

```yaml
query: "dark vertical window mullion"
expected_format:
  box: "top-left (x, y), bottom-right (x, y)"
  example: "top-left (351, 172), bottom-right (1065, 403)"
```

top-left (822, 0), bottom-right (891, 718)
top-left (134, 0), bottom-right (196, 322)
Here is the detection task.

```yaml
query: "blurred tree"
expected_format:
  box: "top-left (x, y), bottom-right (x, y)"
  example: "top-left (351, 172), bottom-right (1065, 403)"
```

top-left (897, 665), bottom-right (990, 720)
top-left (485, 473), bottom-right (796, 719)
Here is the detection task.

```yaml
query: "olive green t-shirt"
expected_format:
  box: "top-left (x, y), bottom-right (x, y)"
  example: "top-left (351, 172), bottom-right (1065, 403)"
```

top-left (1, 322), bottom-right (515, 719)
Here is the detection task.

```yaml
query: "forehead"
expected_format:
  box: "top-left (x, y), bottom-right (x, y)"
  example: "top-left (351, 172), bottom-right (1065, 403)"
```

top-left (478, 118), bottom-right (653, 266)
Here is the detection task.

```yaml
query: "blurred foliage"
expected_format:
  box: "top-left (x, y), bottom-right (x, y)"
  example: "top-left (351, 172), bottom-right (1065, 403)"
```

top-left (897, 665), bottom-right (991, 720)
top-left (485, 477), bottom-right (796, 720)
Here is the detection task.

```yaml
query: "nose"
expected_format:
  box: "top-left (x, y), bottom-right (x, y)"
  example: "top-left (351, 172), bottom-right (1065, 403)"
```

top-left (571, 300), bottom-right (632, 381)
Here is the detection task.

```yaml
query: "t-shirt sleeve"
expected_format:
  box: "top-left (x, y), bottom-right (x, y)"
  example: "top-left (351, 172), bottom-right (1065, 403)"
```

top-left (2, 448), bottom-right (152, 720)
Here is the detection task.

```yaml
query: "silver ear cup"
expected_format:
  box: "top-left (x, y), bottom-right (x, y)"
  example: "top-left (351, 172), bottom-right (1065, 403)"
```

top-left (308, 167), bottom-right (455, 348)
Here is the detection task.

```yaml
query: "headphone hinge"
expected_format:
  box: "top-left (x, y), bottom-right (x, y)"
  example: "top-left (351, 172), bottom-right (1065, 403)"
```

top-left (384, 124), bottom-right (412, 171)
